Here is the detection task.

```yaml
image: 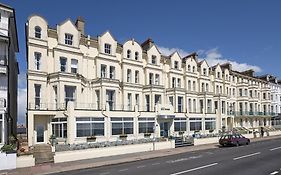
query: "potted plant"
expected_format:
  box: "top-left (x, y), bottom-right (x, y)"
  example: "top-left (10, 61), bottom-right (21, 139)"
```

top-left (1, 144), bottom-right (16, 154)
top-left (144, 133), bottom-right (151, 138)
top-left (49, 135), bottom-right (58, 146)
top-left (87, 135), bottom-right (97, 142)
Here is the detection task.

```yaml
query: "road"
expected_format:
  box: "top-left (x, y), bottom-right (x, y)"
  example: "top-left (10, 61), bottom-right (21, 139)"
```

top-left (54, 138), bottom-right (281, 175)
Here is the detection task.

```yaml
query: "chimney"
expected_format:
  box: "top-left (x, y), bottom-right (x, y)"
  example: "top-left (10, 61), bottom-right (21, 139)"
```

top-left (75, 16), bottom-right (85, 35)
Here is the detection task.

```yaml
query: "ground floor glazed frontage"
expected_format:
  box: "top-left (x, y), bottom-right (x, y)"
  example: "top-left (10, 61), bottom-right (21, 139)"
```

top-left (27, 102), bottom-right (272, 146)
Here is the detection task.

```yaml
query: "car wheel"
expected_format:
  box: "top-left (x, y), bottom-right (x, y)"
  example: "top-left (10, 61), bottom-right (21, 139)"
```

top-left (246, 142), bottom-right (249, 145)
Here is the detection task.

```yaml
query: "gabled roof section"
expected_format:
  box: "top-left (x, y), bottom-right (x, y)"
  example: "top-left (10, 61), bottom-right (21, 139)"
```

top-left (169, 51), bottom-right (181, 59)
top-left (141, 38), bottom-right (154, 50)
top-left (182, 52), bottom-right (198, 64)
top-left (58, 18), bottom-right (78, 31)
top-left (198, 59), bottom-right (209, 67)
top-left (123, 38), bottom-right (142, 47)
top-left (99, 30), bottom-right (117, 41)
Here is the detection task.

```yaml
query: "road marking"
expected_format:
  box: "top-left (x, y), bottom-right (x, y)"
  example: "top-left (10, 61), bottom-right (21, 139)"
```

top-left (270, 147), bottom-right (281, 151)
top-left (118, 169), bottom-right (128, 172)
top-left (99, 172), bottom-right (110, 175)
top-left (270, 171), bottom-right (279, 175)
top-left (152, 162), bottom-right (160, 166)
top-left (137, 165), bottom-right (146, 168)
top-left (170, 163), bottom-right (218, 175)
top-left (166, 155), bottom-right (202, 164)
top-left (233, 152), bottom-right (261, 160)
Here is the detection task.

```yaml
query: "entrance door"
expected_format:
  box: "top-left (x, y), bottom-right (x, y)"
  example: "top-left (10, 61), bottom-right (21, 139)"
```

top-left (36, 124), bottom-right (45, 143)
top-left (160, 122), bottom-right (169, 138)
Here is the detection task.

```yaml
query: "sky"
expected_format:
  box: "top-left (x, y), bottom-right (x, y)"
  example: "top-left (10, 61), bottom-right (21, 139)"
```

top-left (2, 0), bottom-right (281, 124)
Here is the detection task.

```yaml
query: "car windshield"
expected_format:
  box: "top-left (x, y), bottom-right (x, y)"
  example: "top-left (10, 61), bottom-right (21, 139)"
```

top-left (221, 135), bottom-right (231, 139)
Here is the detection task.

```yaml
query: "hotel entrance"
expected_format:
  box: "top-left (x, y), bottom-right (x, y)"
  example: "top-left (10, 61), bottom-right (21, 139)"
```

top-left (160, 122), bottom-right (170, 137)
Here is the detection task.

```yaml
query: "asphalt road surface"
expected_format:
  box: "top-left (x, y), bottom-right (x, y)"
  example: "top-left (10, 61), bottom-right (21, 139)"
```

top-left (54, 138), bottom-right (281, 175)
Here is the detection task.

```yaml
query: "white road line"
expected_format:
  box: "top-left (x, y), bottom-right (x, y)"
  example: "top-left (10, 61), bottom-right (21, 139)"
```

top-left (270, 171), bottom-right (279, 175)
top-left (233, 152), bottom-right (261, 160)
top-left (118, 169), bottom-right (128, 172)
top-left (137, 165), bottom-right (146, 168)
top-left (270, 146), bottom-right (281, 151)
top-left (99, 172), bottom-right (110, 175)
top-left (170, 163), bottom-right (218, 175)
top-left (152, 162), bottom-right (160, 166)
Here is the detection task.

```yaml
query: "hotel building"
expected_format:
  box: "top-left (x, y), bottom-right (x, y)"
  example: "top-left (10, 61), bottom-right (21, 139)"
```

top-left (26, 15), bottom-right (274, 146)
top-left (0, 3), bottom-right (19, 145)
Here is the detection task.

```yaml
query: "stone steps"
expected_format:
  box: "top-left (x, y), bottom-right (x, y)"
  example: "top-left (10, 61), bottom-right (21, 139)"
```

top-left (33, 144), bottom-right (54, 164)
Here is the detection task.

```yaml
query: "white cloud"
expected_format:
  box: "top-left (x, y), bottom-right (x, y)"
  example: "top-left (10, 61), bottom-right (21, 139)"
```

top-left (158, 45), bottom-right (262, 73)
top-left (158, 46), bottom-right (190, 57)
top-left (199, 48), bottom-right (262, 73)
top-left (17, 88), bottom-right (26, 124)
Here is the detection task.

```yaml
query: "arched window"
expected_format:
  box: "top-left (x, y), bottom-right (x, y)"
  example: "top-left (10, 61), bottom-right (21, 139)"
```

top-left (127, 50), bottom-right (131, 58)
top-left (135, 51), bottom-right (139, 60)
top-left (187, 65), bottom-right (191, 72)
top-left (35, 26), bottom-right (42, 38)
top-left (192, 66), bottom-right (196, 73)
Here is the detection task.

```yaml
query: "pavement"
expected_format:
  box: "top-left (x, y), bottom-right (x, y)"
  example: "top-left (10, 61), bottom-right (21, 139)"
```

top-left (1, 135), bottom-right (281, 175)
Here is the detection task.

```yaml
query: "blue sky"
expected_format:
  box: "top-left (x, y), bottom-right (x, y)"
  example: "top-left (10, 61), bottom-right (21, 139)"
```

top-left (2, 0), bottom-right (281, 123)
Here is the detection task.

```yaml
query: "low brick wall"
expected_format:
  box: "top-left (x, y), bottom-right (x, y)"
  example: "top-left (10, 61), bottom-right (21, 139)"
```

top-left (54, 140), bottom-right (175, 163)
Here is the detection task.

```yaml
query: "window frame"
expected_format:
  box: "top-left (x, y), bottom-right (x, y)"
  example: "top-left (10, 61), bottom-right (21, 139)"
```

top-left (65, 33), bottom-right (73, 45)
top-left (35, 26), bottom-right (42, 38)
top-left (104, 43), bottom-right (111, 54)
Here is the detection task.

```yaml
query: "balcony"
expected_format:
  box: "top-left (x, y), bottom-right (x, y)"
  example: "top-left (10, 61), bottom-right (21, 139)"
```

top-left (232, 111), bottom-right (275, 117)
top-left (28, 103), bottom-right (66, 110)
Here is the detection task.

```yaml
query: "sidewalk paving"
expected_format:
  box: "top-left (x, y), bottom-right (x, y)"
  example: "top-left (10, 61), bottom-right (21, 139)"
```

top-left (2, 135), bottom-right (281, 175)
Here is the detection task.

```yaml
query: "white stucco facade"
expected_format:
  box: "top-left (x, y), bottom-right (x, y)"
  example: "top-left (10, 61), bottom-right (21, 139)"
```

top-left (26, 15), bottom-right (274, 147)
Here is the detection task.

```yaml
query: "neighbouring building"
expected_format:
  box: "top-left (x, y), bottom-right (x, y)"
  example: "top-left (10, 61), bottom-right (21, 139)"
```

top-left (0, 3), bottom-right (19, 145)
top-left (258, 75), bottom-right (281, 127)
top-left (26, 15), bottom-right (275, 146)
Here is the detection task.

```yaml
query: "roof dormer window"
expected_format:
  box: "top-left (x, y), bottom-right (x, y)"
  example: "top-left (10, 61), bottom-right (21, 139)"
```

top-left (187, 65), bottom-right (191, 72)
top-left (135, 52), bottom-right (139, 60)
top-left (104, 43), bottom-right (111, 54)
top-left (151, 55), bottom-right (157, 65)
top-left (203, 68), bottom-right (207, 76)
top-left (174, 61), bottom-right (179, 69)
top-left (35, 26), bottom-right (42, 38)
top-left (65, 33), bottom-right (73, 45)
top-left (127, 49), bottom-right (131, 58)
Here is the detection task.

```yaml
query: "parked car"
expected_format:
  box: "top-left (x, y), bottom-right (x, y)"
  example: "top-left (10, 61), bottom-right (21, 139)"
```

top-left (219, 134), bottom-right (250, 147)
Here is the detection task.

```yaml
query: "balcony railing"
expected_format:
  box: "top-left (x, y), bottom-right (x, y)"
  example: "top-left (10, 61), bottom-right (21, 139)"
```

top-left (230, 111), bottom-right (276, 117)
top-left (28, 103), bottom-right (66, 110)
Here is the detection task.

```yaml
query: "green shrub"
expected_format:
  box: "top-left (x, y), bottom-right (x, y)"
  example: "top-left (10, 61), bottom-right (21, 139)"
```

top-left (1, 144), bottom-right (16, 153)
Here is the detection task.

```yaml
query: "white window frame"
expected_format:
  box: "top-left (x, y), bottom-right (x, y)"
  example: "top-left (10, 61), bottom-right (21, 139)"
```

top-left (135, 52), bottom-right (139, 60)
top-left (127, 69), bottom-right (132, 83)
top-left (60, 57), bottom-right (67, 72)
top-left (65, 33), bottom-right (73, 45)
top-left (127, 49), bottom-right (131, 58)
top-left (35, 26), bottom-right (41, 38)
top-left (34, 52), bottom-right (41, 70)
top-left (71, 59), bottom-right (78, 73)
top-left (104, 43), bottom-right (111, 54)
